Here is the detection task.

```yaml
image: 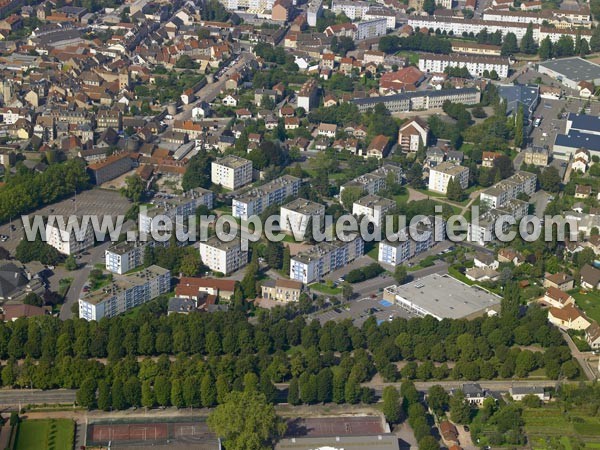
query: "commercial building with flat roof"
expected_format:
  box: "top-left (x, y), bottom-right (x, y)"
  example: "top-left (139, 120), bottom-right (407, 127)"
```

top-left (232, 175), bottom-right (301, 220)
top-left (383, 273), bottom-right (501, 320)
top-left (78, 265), bottom-right (171, 321)
top-left (276, 435), bottom-right (399, 450)
top-left (538, 57), bottom-right (600, 89)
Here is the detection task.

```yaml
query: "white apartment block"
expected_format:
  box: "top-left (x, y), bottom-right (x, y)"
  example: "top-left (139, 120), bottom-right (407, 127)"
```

top-left (139, 188), bottom-right (214, 234)
top-left (331, 0), bottom-right (370, 20)
top-left (468, 199), bottom-right (529, 244)
top-left (428, 162), bottom-right (469, 194)
top-left (479, 171), bottom-right (537, 209)
top-left (280, 198), bottom-right (326, 239)
top-left (307, 0), bottom-right (323, 27)
top-left (290, 238), bottom-right (364, 284)
top-left (364, 7), bottom-right (396, 29)
top-left (355, 18), bottom-right (387, 40)
top-left (233, 175), bottom-right (301, 221)
top-left (379, 216), bottom-right (446, 266)
top-left (297, 79), bottom-right (319, 112)
top-left (418, 53), bottom-right (509, 79)
top-left (339, 164), bottom-right (403, 199)
top-left (199, 236), bottom-right (249, 275)
top-left (220, 0), bottom-right (275, 10)
top-left (352, 194), bottom-right (396, 227)
top-left (351, 88), bottom-right (481, 113)
top-left (78, 265), bottom-right (171, 321)
top-left (46, 218), bottom-right (95, 255)
top-left (105, 240), bottom-right (149, 275)
top-left (211, 155), bottom-right (253, 190)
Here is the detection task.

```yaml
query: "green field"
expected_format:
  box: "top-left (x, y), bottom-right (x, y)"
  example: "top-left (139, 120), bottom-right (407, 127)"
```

top-left (572, 290), bottom-right (600, 324)
top-left (14, 419), bottom-right (74, 450)
top-left (524, 406), bottom-right (600, 449)
top-left (310, 283), bottom-right (341, 295)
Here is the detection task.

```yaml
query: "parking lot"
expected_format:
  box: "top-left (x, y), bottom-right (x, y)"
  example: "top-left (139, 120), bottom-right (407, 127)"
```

top-left (311, 295), bottom-right (415, 326)
top-left (0, 189), bottom-right (131, 254)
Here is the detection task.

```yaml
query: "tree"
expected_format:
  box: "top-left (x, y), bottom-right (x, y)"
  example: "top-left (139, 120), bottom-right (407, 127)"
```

top-left (111, 378), bottom-right (127, 410)
top-left (539, 166), bottom-right (561, 192)
top-left (554, 35), bottom-right (575, 58)
top-left (591, 26), bottom-right (600, 52)
top-left (382, 386), bottom-right (402, 424)
top-left (142, 380), bottom-right (155, 408)
top-left (65, 255), bottom-right (77, 271)
top-left (538, 36), bottom-right (553, 60)
top-left (282, 246), bottom-right (291, 275)
top-left (514, 105), bottom-right (524, 149)
top-left (423, 0), bottom-right (436, 14)
top-left (179, 252), bottom-right (201, 277)
top-left (341, 282), bottom-right (353, 301)
top-left (207, 390), bottom-right (286, 450)
top-left (97, 380), bottom-right (111, 411)
top-left (446, 177), bottom-right (465, 202)
top-left (77, 377), bottom-right (97, 409)
top-left (394, 265), bottom-right (408, 284)
top-left (449, 390), bottom-right (472, 424)
top-left (23, 293), bottom-right (43, 307)
top-left (520, 23), bottom-right (537, 54)
top-left (121, 174), bottom-right (145, 202)
top-left (171, 378), bottom-right (185, 408)
top-left (427, 385), bottom-right (449, 417)
top-left (154, 375), bottom-right (171, 407)
top-left (125, 376), bottom-right (141, 407)
top-left (288, 377), bottom-right (300, 405)
top-left (241, 257), bottom-right (259, 299)
top-left (201, 373), bottom-right (217, 407)
top-left (418, 436), bottom-right (441, 450)
top-left (501, 32), bottom-right (518, 56)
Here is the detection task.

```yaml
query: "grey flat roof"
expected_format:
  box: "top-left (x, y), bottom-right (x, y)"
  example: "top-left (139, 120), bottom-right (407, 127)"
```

top-left (539, 57), bottom-right (600, 82)
top-left (386, 273), bottom-right (501, 320)
top-left (276, 435), bottom-right (399, 450)
top-left (351, 88), bottom-right (479, 106)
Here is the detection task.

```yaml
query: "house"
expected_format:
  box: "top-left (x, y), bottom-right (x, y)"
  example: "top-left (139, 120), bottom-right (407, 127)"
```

top-left (578, 81), bottom-right (595, 98)
top-left (497, 248), bottom-right (524, 266)
top-left (573, 157), bottom-right (588, 173)
top-left (284, 117), bottom-right (300, 130)
top-left (542, 287), bottom-right (575, 309)
top-left (509, 386), bottom-right (550, 402)
top-left (365, 135), bottom-right (390, 159)
top-left (473, 252), bottom-right (499, 270)
top-left (465, 267), bottom-right (500, 282)
top-left (2, 304), bottom-right (47, 321)
top-left (323, 95), bottom-right (338, 107)
top-left (548, 305), bottom-right (591, 331)
top-left (580, 264), bottom-right (600, 290)
top-left (317, 123), bottom-right (337, 138)
top-left (235, 108), bottom-right (252, 120)
top-left (379, 67), bottom-right (425, 92)
top-left (398, 117), bottom-right (429, 153)
top-left (460, 383), bottom-right (489, 406)
top-left (176, 277), bottom-right (237, 300)
top-left (482, 151), bottom-right (502, 168)
top-left (575, 184), bottom-right (592, 199)
top-left (222, 94), bottom-right (238, 107)
top-left (543, 272), bottom-right (574, 291)
top-left (261, 279), bottom-right (303, 302)
top-left (585, 321), bottom-right (600, 349)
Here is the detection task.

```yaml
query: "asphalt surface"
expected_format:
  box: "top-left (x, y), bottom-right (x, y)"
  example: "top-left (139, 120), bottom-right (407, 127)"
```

top-left (0, 389), bottom-right (76, 408)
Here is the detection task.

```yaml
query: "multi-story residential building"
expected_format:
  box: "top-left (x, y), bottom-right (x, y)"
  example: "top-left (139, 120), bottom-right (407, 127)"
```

top-left (232, 175), bottom-right (301, 221)
top-left (523, 146), bottom-right (550, 166)
top-left (479, 171), bottom-right (537, 208)
top-left (139, 188), bottom-right (214, 234)
top-left (199, 236), bottom-right (249, 275)
top-left (105, 241), bottom-right (150, 275)
top-left (280, 198), bottom-right (326, 239)
top-left (351, 88), bottom-right (481, 113)
top-left (297, 78), bottom-right (319, 112)
top-left (87, 153), bottom-right (133, 185)
top-left (352, 194), bottom-right (396, 227)
top-left (398, 118), bottom-right (429, 153)
top-left (418, 53), bottom-right (509, 79)
top-left (468, 198), bottom-right (529, 244)
top-left (290, 238), bottom-right (364, 283)
top-left (211, 155), bottom-right (253, 190)
top-left (46, 217), bottom-right (94, 255)
top-left (331, 0), bottom-right (370, 20)
top-left (340, 164), bottom-right (403, 198)
top-left (261, 279), bottom-right (303, 302)
top-left (363, 7), bottom-right (396, 29)
top-left (428, 162), bottom-right (469, 194)
top-left (97, 109), bottom-right (122, 131)
top-left (354, 18), bottom-right (387, 40)
top-left (306, 0), bottom-right (323, 26)
top-left (78, 265), bottom-right (171, 321)
top-left (451, 41), bottom-right (502, 56)
top-left (379, 216), bottom-right (446, 266)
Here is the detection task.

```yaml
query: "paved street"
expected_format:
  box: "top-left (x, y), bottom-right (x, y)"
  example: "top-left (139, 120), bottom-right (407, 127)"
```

top-left (0, 389), bottom-right (76, 408)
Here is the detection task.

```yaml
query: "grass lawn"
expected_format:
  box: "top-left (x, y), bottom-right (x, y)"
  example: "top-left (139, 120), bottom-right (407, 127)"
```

top-left (14, 419), bottom-right (74, 450)
top-left (523, 405), bottom-right (600, 449)
top-left (571, 290), bottom-right (600, 324)
top-left (310, 283), bottom-right (341, 295)
top-left (366, 245), bottom-right (379, 261)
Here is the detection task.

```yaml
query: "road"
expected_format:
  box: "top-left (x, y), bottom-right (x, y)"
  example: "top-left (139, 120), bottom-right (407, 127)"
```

top-left (0, 389), bottom-right (76, 408)
top-left (559, 329), bottom-right (597, 381)
top-left (173, 52), bottom-right (256, 121)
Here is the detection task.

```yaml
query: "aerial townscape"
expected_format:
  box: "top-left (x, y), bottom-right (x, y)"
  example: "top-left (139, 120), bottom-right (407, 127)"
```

top-left (4, 0), bottom-right (600, 448)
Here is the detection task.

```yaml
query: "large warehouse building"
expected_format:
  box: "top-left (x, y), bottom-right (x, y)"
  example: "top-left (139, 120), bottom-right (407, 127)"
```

top-left (538, 57), bottom-right (600, 89)
top-left (383, 273), bottom-right (502, 320)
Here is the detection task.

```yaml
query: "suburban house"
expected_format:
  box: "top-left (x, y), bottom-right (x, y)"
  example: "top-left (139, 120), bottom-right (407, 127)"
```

top-left (509, 386), bottom-right (550, 402)
top-left (580, 264), bottom-right (600, 290)
top-left (542, 287), bottom-right (575, 309)
top-left (543, 272), bottom-right (574, 291)
top-left (585, 321), bottom-right (600, 349)
top-left (548, 305), bottom-right (592, 331)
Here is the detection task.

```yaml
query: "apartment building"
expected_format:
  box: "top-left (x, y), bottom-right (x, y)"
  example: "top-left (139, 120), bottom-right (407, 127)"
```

top-left (232, 175), bottom-right (301, 221)
top-left (408, 16), bottom-right (535, 42)
top-left (261, 279), bottom-right (303, 302)
top-left (280, 198), bottom-right (326, 239)
top-left (331, 0), bottom-right (370, 20)
top-left (354, 18), bottom-right (387, 40)
top-left (139, 188), bottom-right (214, 234)
top-left (297, 78), bottom-right (319, 112)
top-left (211, 155), bottom-right (253, 190)
top-left (428, 162), bottom-right (469, 194)
top-left (398, 118), bottom-right (429, 153)
top-left (199, 236), bottom-right (249, 275)
top-left (352, 194), bottom-right (396, 227)
top-left (290, 238), bottom-right (364, 284)
top-left (87, 153), bottom-right (134, 185)
top-left (339, 164), bottom-right (403, 198)
top-left (46, 217), bottom-right (94, 255)
top-left (479, 171), bottom-right (537, 208)
top-left (78, 265), bottom-right (171, 321)
top-left (418, 53), bottom-right (509, 79)
top-left (364, 7), bottom-right (396, 29)
top-left (307, 0), bottom-right (323, 27)
top-left (451, 41), bottom-right (502, 56)
top-left (468, 199), bottom-right (529, 244)
top-left (105, 240), bottom-right (150, 275)
top-left (523, 146), bottom-right (550, 166)
top-left (351, 88), bottom-right (481, 113)
top-left (379, 216), bottom-right (446, 266)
